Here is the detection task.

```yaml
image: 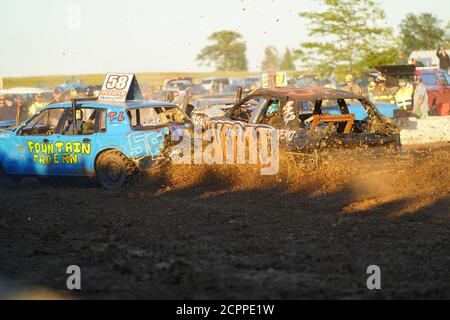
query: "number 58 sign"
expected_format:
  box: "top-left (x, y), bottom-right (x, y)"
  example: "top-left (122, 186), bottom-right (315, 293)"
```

top-left (105, 74), bottom-right (130, 90)
top-left (98, 73), bottom-right (134, 102)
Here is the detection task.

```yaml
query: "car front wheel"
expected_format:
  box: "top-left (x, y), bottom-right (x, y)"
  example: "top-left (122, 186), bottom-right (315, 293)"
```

top-left (96, 150), bottom-right (137, 189)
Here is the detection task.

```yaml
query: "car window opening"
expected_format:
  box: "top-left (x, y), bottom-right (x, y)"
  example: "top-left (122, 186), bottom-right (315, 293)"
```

top-left (127, 106), bottom-right (187, 130)
top-left (19, 107), bottom-right (107, 136)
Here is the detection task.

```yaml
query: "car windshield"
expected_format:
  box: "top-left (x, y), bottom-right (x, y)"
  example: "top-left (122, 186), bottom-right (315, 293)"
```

top-left (421, 74), bottom-right (438, 86)
top-left (20, 108), bottom-right (65, 135)
top-left (227, 98), bottom-right (261, 122)
top-left (437, 72), bottom-right (450, 86)
top-left (127, 106), bottom-right (187, 130)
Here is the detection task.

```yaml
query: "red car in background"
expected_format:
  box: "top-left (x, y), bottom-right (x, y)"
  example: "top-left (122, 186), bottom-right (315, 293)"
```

top-left (416, 68), bottom-right (450, 116)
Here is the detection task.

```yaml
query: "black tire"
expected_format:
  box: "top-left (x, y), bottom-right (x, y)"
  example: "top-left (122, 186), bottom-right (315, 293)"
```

top-left (96, 150), bottom-right (136, 189)
top-left (431, 100), bottom-right (437, 116)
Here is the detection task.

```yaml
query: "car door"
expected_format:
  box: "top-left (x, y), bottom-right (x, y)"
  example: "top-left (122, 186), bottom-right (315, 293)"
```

top-left (436, 71), bottom-right (450, 114)
top-left (420, 72), bottom-right (439, 112)
top-left (252, 99), bottom-right (301, 152)
top-left (210, 96), bottom-right (266, 164)
top-left (51, 107), bottom-right (106, 176)
top-left (14, 107), bottom-right (65, 176)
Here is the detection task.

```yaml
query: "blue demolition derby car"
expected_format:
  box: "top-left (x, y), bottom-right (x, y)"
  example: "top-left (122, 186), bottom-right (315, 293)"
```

top-left (0, 74), bottom-right (190, 189)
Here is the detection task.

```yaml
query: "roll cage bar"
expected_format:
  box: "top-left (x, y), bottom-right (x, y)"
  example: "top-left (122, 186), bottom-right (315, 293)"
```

top-left (70, 97), bottom-right (98, 135)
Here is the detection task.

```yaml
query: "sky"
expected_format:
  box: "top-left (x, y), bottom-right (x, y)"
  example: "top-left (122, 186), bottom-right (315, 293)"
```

top-left (1, 0), bottom-right (449, 77)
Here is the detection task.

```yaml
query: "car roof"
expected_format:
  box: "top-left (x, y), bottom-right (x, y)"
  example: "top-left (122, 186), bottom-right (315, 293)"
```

top-left (45, 100), bottom-right (178, 110)
top-left (191, 97), bottom-right (237, 107)
top-left (248, 87), bottom-right (363, 101)
top-left (416, 67), bottom-right (440, 74)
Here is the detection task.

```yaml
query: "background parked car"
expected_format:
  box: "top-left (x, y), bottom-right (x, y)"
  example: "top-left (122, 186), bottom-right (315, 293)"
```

top-left (416, 67), bottom-right (450, 116)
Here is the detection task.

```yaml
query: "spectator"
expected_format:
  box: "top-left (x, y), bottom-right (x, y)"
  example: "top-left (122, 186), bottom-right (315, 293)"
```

top-left (14, 96), bottom-right (27, 122)
top-left (369, 75), bottom-right (395, 104)
top-left (394, 79), bottom-right (414, 111)
top-left (4, 97), bottom-right (13, 108)
top-left (0, 95), bottom-right (17, 120)
top-left (143, 88), bottom-right (155, 101)
top-left (166, 91), bottom-right (181, 104)
top-left (172, 91), bottom-right (181, 104)
top-left (85, 87), bottom-right (95, 98)
top-left (367, 75), bottom-right (376, 93)
top-left (342, 74), bottom-right (363, 96)
top-left (0, 95), bottom-right (5, 109)
top-left (436, 46), bottom-right (450, 73)
top-left (70, 88), bottom-right (78, 98)
top-left (412, 75), bottom-right (429, 118)
top-left (52, 88), bottom-right (63, 103)
top-left (28, 94), bottom-right (46, 116)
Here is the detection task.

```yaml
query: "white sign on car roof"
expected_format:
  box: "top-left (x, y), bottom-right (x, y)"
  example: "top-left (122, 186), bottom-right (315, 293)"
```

top-left (98, 73), bottom-right (143, 102)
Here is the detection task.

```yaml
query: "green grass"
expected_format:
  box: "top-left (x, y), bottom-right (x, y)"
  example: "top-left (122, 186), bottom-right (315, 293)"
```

top-left (3, 71), bottom-right (258, 89)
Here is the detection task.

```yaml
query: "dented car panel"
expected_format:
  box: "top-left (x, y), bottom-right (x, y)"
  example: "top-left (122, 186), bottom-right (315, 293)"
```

top-left (0, 100), bottom-right (190, 177)
top-left (195, 87), bottom-right (401, 153)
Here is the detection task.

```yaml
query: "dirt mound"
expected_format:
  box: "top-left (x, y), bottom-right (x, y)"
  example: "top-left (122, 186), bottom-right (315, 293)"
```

top-left (147, 145), bottom-right (449, 220)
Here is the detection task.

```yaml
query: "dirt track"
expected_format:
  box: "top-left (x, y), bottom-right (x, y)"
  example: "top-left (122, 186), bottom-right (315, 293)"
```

top-left (0, 144), bottom-right (449, 299)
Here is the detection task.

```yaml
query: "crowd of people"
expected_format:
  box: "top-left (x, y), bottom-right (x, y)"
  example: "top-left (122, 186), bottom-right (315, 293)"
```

top-left (340, 72), bottom-right (430, 118)
top-left (0, 88), bottom-right (66, 123)
top-left (339, 46), bottom-right (450, 118)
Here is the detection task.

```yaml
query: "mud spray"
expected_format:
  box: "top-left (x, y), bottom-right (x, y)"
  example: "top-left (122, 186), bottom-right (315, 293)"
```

top-left (144, 144), bottom-right (450, 219)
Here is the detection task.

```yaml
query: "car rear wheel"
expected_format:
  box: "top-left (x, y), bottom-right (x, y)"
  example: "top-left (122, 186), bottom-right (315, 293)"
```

top-left (96, 150), bottom-right (136, 189)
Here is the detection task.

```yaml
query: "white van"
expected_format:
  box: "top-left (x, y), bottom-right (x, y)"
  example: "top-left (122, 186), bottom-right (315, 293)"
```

top-left (408, 50), bottom-right (439, 67)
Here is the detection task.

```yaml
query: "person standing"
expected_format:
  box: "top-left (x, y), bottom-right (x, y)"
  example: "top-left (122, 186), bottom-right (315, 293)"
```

top-left (0, 95), bottom-right (16, 120)
top-left (52, 88), bottom-right (63, 103)
top-left (14, 96), bottom-right (26, 123)
top-left (412, 75), bottom-right (429, 118)
top-left (369, 75), bottom-right (395, 104)
top-left (436, 47), bottom-right (450, 73)
top-left (28, 94), bottom-right (46, 116)
top-left (394, 79), bottom-right (414, 111)
top-left (0, 95), bottom-right (5, 110)
top-left (342, 74), bottom-right (363, 96)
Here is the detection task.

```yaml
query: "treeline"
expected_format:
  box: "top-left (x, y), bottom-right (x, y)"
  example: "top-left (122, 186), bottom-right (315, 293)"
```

top-left (196, 0), bottom-right (450, 79)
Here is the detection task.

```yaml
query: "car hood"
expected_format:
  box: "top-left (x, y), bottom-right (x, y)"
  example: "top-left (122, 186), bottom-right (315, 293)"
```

top-left (0, 130), bottom-right (14, 141)
top-left (0, 120), bottom-right (17, 131)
